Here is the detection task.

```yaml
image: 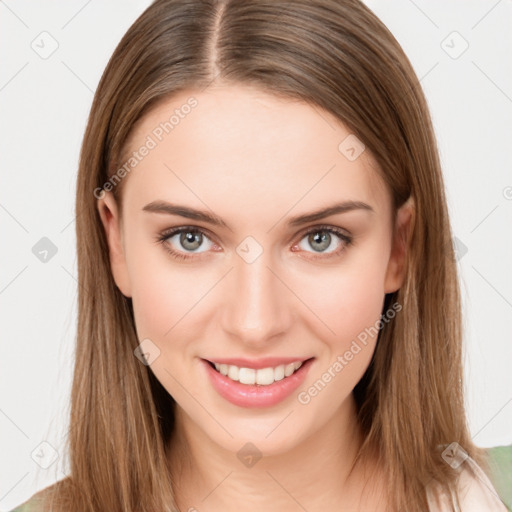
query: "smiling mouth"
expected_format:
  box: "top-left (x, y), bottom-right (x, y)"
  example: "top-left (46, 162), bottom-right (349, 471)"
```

top-left (205, 359), bottom-right (314, 386)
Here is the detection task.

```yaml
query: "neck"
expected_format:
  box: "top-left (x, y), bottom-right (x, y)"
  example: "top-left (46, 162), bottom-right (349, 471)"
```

top-left (167, 394), bottom-right (386, 511)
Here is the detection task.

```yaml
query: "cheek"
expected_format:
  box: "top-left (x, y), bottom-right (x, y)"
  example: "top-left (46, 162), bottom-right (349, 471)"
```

top-left (296, 262), bottom-right (389, 409)
top-left (293, 241), bottom-right (391, 401)
top-left (331, 269), bottom-right (386, 344)
top-left (129, 257), bottom-right (211, 402)
top-left (127, 239), bottom-right (201, 344)
top-left (301, 251), bottom-right (389, 346)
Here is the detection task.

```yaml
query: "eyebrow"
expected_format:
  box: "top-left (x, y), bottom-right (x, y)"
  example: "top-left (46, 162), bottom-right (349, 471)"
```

top-left (142, 200), bottom-right (374, 229)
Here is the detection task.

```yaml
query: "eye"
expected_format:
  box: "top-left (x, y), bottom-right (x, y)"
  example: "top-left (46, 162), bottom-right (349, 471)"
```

top-left (156, 224), bottom-right (353, 262)
top-left (293, 225), bottom-right (352, 259)
top-left (157, 227), bottom-right (218, 261)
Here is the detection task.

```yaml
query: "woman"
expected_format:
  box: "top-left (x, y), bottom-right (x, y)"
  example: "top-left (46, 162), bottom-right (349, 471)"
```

top-left (10, 0), bottom-right (510, 510)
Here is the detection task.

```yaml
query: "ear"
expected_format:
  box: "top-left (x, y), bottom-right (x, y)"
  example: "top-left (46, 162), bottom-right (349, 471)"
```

top-left (97, 191), bottom-right (132, 297)
top-left (384, 196), bottom-right (414, 294)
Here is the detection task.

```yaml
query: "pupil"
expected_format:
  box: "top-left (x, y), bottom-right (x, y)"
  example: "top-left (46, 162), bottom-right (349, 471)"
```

top-left (310, 231), bottom-right (330, 251)
top-left (181, 231), bottom-right (201, 250)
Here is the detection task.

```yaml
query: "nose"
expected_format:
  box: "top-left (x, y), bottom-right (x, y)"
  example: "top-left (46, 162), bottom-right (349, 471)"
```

top-left (220, 249), bottom-right (292, 348)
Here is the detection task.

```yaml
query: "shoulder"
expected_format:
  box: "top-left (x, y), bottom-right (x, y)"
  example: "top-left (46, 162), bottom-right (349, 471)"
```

top-left (455, 455), bottom-right (510, 511)
top-left (486, 444), bottom-right (512, 511)
top-left (7, 478), bottom-right (68, 512)
top-left (7, 491), bottom-right (46, 512)
top-left (427, 450), bottom-right (511, 512)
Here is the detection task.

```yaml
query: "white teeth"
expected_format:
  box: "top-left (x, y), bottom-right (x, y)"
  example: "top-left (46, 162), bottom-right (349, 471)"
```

top-left (211, 360), bottom-right (305, 386)
top-left (239, 367), bottom-right (256, 385)
top-left (284, 363), bottom-right (296, 377)
top-left (274, 365), bottom-right (285, 381)
top-left (256, 367), bottom-right (274, 385)
top-left (227, 365), bottom-right (239, 381)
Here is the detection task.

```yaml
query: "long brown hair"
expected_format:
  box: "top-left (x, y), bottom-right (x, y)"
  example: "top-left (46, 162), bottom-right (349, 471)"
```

top-left (38, 0), bottom-right (487, 510)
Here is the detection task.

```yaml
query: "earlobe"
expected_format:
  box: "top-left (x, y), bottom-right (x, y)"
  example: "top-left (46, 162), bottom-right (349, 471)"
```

top-left (384, 196), bottom-right (414, 294)
top-left (96, 191), bottom-right (132, 297)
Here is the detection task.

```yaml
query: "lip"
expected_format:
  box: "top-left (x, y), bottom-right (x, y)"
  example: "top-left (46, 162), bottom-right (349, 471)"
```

top-left (201, 357), bottom-right (315, 408)
top-left (206, 356), bottom-right (309, 370)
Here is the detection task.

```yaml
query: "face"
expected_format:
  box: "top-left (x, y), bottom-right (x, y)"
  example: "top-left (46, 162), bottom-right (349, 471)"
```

top-left (97, 84), bottom-right (412, 457)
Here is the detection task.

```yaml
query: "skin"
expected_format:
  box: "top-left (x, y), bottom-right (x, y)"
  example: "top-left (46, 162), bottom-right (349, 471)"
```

top-left (97, 84), bottom-right (413, 511)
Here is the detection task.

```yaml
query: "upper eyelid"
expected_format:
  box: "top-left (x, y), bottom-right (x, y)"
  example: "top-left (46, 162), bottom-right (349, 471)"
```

top-left (160, 223), bottom-right (350, 235)
top-left (160, 225), bottom-right (219, 245)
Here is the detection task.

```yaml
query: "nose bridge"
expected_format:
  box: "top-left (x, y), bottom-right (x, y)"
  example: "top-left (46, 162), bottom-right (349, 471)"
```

top-left (221, 246), bottom-right (290, 344)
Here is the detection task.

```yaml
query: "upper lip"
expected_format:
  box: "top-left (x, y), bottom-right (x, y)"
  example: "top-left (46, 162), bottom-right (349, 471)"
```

top-left (204, 357), bottom-right (313, 369)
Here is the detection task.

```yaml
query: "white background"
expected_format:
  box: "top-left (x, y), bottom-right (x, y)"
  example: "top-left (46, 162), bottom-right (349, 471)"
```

top-left (1, 1), bottom-right (511, 509)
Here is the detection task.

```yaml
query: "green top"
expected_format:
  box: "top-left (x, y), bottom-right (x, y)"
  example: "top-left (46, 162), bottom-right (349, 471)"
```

top-left (487, 445), bottom-right (512, 511)
top-left (9, 445), bottom-right (512, 511)
top-left (9, 494), bottom-right (43, 512)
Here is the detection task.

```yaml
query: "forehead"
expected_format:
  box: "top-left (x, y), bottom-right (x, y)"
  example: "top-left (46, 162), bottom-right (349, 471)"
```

top-left (119, 84), bottom-right (389, 220)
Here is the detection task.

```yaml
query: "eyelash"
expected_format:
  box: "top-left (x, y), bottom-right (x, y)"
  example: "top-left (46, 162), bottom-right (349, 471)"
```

top-left (156, 224), bottom-right (353, 262)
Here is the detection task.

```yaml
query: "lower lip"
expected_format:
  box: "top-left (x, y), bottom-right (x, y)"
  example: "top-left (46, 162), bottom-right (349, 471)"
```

top-left (201, 358), bottom-right (314, 408)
